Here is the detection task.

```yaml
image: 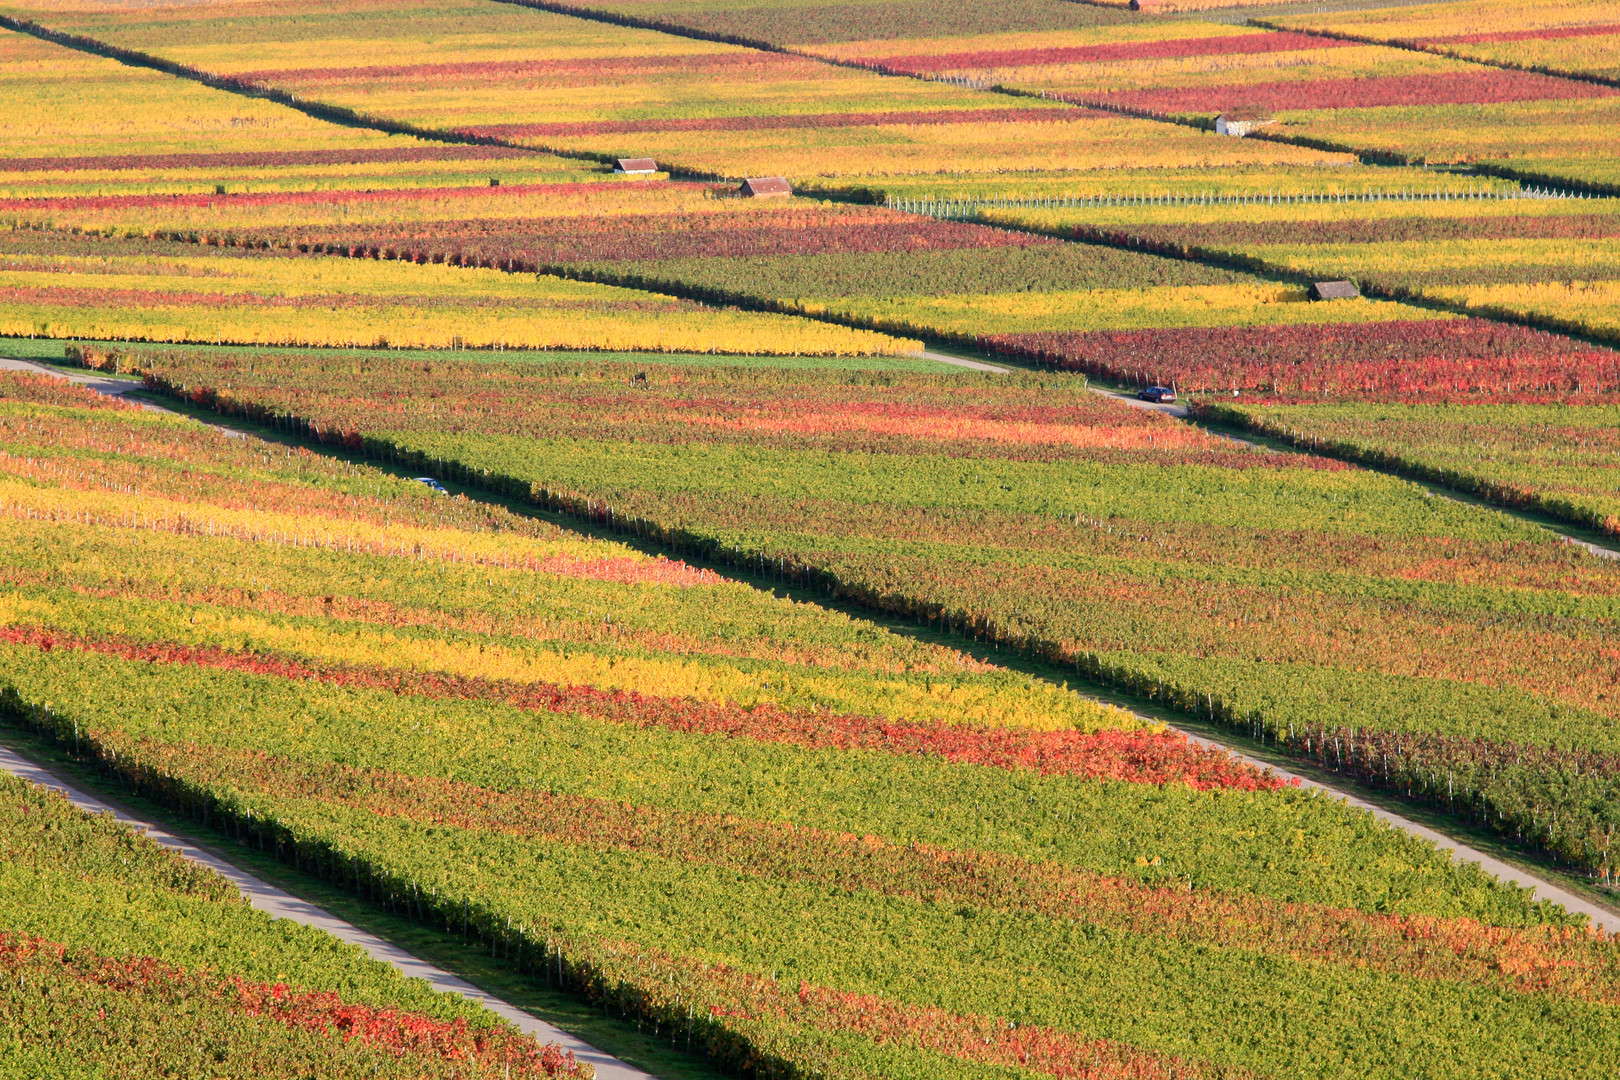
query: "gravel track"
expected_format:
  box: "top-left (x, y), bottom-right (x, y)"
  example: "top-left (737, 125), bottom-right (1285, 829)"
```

top-left (0, 742), bottom-right (652, 1080)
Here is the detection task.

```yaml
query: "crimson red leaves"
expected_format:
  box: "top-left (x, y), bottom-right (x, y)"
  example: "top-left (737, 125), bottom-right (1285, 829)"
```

top-left (863, 31), bottom-right (1354, 76)
top-left (463, 107), bottom-right (1081, 140)
top-left (1100, 68), bottom-right (1618, 113)
top-left (233, 51), bottom-right (769, 86)
top-left (991, 319), bottom-right (1620, 401)
top-left (0, 624), bottom-right (1282, 791)
top-left (0, 371), bottom-right (132, 410)
top-left (285, 208), bottom-right (1049, 266)
top-left (599, 0), bottom-right (1134, 47)
top-left (0, 283), bottom-right (369, 312)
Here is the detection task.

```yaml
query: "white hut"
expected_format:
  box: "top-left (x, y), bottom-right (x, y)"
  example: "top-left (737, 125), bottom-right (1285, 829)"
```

top-left (1215, 111), bottom-right (1275, 138)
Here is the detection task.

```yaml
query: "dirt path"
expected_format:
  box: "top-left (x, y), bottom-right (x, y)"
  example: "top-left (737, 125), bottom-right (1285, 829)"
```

top-left (0, 355), bottom-right (263, 437)
top-left (1088, 386), bottom-right (1275, 453)
top-left (920, 350), bottom-right (1011, 373)
top-left (0, 743), bottom-right (652, 1080)
top-left (0, 355), bottom-right (158, 401)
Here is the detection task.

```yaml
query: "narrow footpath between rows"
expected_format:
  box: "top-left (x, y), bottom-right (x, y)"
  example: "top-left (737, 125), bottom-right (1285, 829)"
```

top-left (1088, 386), bottom-right (1273, 453)
top-left (0, 743), bottom-right (653, 1080)
top-left (8, 350), bottom-right (1619, 935)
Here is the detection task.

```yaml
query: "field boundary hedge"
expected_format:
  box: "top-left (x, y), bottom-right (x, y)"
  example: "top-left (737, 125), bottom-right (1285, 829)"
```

top-left (1196, 399), bottom-right (1620, 541)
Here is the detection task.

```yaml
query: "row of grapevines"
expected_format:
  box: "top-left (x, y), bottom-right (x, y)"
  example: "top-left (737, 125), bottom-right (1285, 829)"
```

top-left (7, 0), bottom-right (1343, 183)
top-left (1272, 0), bottom-right (1620, 85)
top-left (804, 15), bottom-right (1620, 190)
top-left (0, 772), bottom-right (587, 1078)
top-left (977, 200), bottom-right (1620, 355)
top-left (97, 347), bottom-right (1620, 880)
top-left (0, 234), bottom-right (914, 356)
top-left (191, 203), bottom-right (1453, 361)
top-left (4, 372), bottom-right (1615, 1077)
top-left (1203, 399), bottom-right (1620, 539)
top-left (0, 373), bottom-right (1128, 734)
top-left (6, 643), bottom-right (1617, 1080)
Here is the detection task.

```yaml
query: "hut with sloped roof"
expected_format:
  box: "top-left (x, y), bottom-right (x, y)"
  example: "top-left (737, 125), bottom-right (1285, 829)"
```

top-left (1309, 280), bottom-right (1361, 301)
top-left (739, 177), bottom-right (793, 198)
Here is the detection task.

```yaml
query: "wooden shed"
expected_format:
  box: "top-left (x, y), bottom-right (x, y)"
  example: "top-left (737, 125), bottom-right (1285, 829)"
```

top-left (740, 176), bottom-right (793, 198)
top-left (1215, 111), bottom-right (1274, 138)
top-left (615, 158), bottom-right (658, 174)
top-left (1309, 280), bottom-right (1361, 301)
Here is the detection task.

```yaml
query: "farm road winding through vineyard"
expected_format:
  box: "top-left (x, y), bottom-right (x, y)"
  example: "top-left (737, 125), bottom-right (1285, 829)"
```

top-left (1086, 385), bottom-right (1274, 453)
top-left (0, 742), bottom-right (654, 1080)
top-left (0, 355), bottom-right (162, 407)
top-left (919, 349), bottom-right (1011, 373)
top-left (8, 350), bottom-right (1620, 933)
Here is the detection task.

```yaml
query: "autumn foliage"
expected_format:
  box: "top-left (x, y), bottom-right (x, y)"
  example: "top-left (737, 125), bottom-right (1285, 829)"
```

top-left (0, 933), bottom-right (588, 1079)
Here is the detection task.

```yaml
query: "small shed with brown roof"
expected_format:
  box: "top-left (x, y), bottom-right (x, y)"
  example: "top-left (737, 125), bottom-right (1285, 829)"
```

top-left (1215, 111), bottom-right (1275, 137)
top-left (1309, 280), bottom-right (1361, 301)
top-left (740, 176), bottom-right (793, 198)
top-left (615, 158), bottom-right (658, 174)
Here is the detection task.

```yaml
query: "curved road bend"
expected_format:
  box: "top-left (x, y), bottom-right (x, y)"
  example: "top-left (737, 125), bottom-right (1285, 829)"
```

top-left (11, 350), bottom-right (1620, 932)
top-left (0, 745), bottom-right (652, 1080)
top-left (0, 355), bottom-right (158, 402)
top-left (0, 354), bottom-right (260, 437)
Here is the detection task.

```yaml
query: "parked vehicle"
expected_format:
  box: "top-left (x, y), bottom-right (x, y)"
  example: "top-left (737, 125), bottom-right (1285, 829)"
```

top-left (414, 477), bottom-right (448, 493)
top-left (1138, 386), bottom-right (1176, 403)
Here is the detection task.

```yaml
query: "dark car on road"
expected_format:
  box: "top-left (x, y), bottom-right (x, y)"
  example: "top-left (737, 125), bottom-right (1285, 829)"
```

top-left (1137, 386), bottom-right (1176, 403)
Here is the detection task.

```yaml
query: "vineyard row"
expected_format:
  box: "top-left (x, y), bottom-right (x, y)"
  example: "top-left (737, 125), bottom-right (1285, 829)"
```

top-left (118, 365), bottom-right (1620, 883)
